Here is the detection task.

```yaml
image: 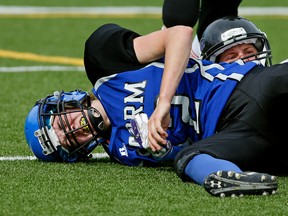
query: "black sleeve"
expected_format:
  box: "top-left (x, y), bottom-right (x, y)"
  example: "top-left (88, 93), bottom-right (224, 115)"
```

top-left (197, 0), bottom-right (242, 39)
top-left (162, 0), bottom-right (200, 28)
top-left (84, 23), bottom-right (145, 85)
top-left (162, 0), bottom-right (242, 39)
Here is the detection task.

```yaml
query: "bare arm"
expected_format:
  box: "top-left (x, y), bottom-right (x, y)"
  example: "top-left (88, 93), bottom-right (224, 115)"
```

top-left (134, 26), bottom-right (193, 151)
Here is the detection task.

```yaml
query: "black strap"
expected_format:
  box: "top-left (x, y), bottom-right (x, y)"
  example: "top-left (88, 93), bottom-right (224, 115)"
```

top-left (87, 107), bottom-right (104, 134)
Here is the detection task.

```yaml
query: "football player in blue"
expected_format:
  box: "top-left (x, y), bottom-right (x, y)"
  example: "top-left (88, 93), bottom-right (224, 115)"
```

top-left (25, 24), bottom-right (195, 165)
top-left (25, 16), bottom-right (285, 197)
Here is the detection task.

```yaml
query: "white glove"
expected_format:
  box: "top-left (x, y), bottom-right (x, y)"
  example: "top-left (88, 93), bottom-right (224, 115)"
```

top-left (129, 113), bottom-right (149, 149)
top-left (129, 113), bottom-right (173, 160)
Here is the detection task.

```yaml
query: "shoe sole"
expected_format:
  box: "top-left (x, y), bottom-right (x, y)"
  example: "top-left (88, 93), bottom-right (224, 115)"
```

top-left (204, 171), bottom-right (278, 197)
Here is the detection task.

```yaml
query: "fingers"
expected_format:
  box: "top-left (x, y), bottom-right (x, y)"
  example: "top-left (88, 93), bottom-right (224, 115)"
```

top-left (149, 128), bottom-right (167, 152)
top-left (148, 115), bottom-right (169, 152)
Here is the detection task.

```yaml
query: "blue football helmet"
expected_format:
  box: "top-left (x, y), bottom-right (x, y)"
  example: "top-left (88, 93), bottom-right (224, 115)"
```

top-left (24, 89), bottom-right (107, 162)
top-left (200, 16), bottom-right (272, 66)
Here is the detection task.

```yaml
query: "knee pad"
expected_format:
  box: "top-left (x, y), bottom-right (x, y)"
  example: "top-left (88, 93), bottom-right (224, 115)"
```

top-left (174, 148), bottom-right (201, 181)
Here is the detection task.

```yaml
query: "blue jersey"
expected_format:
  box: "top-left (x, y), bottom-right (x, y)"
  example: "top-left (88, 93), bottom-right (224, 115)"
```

top-left (92, 58), bottom-right (260, 166)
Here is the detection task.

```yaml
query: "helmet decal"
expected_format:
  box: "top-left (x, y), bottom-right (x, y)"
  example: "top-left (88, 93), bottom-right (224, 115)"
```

top-left (221, 27), bottom-right (247, 41)
top-left (34, 126), bottom-right (62, 156)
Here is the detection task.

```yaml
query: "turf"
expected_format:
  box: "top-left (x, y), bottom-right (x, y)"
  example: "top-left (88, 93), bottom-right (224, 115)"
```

top-left (0, 1), bottom-right (288, 215)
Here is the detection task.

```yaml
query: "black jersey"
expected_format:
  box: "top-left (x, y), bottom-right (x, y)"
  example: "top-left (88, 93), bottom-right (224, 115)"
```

top-left (84, 23), bottom-right (146, 85)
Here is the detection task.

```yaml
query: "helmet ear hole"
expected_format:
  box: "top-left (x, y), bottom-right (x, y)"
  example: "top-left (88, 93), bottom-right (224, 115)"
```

top-left (254, 39), bottom-right (264, 52)
top-left (87, 107), bottom-right (104, 134)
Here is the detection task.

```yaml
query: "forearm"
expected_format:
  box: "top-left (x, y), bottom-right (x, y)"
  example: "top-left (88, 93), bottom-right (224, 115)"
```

top-left (134, 25), bottom-right (192, 65)
top-left (134, 25), bottom-right (192, 105)
top-left (134, 26), bottom-right (193, 151)
top-left (159, 26), bottom-right (192, 105)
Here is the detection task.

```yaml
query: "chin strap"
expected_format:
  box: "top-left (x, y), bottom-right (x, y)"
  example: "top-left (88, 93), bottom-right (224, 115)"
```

top-left (87, 107), bottom-right (104, 135)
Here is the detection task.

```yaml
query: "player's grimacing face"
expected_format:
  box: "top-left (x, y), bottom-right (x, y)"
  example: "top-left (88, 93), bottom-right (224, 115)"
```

top-left (219, 43), bottom-right (258, 63)
top-left (51, 109), bottom-right (96, 150)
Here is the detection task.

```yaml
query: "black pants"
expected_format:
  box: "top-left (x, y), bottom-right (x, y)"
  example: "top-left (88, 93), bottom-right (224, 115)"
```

top-left (175, 63), bottom-right (288, 180)
top-left (162, 0), bottom-right (242, 39)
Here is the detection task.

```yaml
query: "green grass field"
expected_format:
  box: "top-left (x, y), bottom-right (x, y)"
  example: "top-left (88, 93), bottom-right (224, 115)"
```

top-left (1, 1), bottom-right (288, 215)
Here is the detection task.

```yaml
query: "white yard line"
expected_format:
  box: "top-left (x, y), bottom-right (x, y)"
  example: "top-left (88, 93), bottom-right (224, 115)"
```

top-left (239, 7), bottom-right (288, 15)
top-left (0, 153), bottom-right (109, 161)
top-left (0, 6), bottom-right (287, 16)
top-left (0, 66), bottom-right (84, 72)
top-left (0, 6), bottom-right (161, 15)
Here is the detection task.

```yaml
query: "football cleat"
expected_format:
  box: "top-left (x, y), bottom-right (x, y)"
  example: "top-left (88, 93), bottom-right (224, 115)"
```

top-left (204, 171), bottom-right (278, 197)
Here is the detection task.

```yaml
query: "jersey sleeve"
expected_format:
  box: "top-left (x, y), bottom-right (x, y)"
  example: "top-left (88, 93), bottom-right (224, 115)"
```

top-left (84, 23), bottom-right (145, 85)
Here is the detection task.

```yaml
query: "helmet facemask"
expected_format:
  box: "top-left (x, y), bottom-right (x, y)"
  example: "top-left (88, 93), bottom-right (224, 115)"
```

top-left (25, 90), bottom-right (105, 162)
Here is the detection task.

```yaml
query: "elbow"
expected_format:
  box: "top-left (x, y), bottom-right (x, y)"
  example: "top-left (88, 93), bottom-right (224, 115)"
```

top-left (169, 25), bottom-right (193, 47)
top-left (173, 25), bottom-right (193, 37)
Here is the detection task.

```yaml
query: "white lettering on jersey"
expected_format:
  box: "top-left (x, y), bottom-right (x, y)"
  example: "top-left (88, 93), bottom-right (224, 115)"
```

top-left (124, 81), bottom-right (146, 103)
top-left (123, 106), bottom-right (144, 121)
top-left (123, 81), bottom-right (147, 148)
top-left (123, 81), bottom-right (146, 121)
top-left (119, 144), bottom-right (128, 157)
top-left (193, 100), bottom-right (201, 134)
top-left (172, 95), bottom-right (191, 123)
top-left (169, 95), bottom-right (201, 134)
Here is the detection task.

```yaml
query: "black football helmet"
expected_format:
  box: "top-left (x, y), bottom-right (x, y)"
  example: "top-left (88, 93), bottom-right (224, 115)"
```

top-left (200, 16), bottom-right (272, 66)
